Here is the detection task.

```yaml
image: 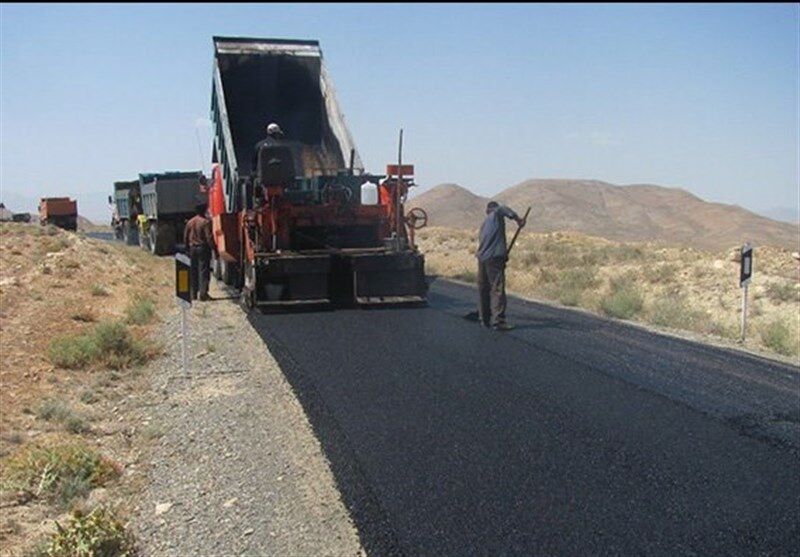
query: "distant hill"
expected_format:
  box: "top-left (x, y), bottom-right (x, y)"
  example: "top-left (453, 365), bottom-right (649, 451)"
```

top-left (411, 179), bottom-right (800, 252)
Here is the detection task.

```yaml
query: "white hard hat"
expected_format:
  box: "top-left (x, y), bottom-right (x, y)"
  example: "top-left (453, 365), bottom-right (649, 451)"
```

top-left (266, 123), bottom-right (283, 136)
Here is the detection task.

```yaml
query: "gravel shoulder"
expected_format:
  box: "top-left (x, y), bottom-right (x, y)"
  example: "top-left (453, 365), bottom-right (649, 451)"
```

top-left (133, 281), bottom-right (363, 556)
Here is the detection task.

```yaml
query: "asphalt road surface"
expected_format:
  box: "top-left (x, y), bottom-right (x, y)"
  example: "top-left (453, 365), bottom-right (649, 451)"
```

top-left (250, 279), bottom-right (799, 556)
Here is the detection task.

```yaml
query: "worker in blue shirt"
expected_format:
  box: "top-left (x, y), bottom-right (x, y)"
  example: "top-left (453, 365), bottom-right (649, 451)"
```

top-left (476, 201), bottom-right (525, 331)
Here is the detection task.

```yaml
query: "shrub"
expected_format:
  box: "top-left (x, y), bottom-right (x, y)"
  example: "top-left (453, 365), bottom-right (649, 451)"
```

top-left (643, 263), bottom-right (678, 284)
top-left (765, 281), bottom-right (799, 304)
top-left (49, 321), bottom-right (148, 370)
top-left (649, 296), bottom-right (706, 330)
top-left (759, 320), bottom-right (799, 357)
top-left (547, 267), bottom-right (599, 306)
top-left (70, 309), bottom-right (97, 323)
top-left (90, 285), bottom-right (110, 297)
top-left (94, 322), bottom-right (146, 369)
top-left (79, 390), bottom-right (98, 405)
top-left (704, 320), bottom-right (738, 340)
top-left (49, 335), bottom-right (99, 369)
top-left (600, 274), bottom-right (644, 319)
top-left (124, 298), bottom-right (155, 325)
top-left (36, 400), bottom-right (89, 434)
top-left (45, 507), bottom-right (136, 557)
top-left (516, 250), bottom-right (540, 268)
top-left (1, 443), bottom-right (119, 507)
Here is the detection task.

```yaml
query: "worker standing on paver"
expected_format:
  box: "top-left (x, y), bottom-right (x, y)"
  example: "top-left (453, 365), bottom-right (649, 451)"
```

top-left (252, 122), bottom-right (285, 171)
top-left (184, 204), bottom-right (216, 301)
top-left (476, 201), bottom-right (526, 331)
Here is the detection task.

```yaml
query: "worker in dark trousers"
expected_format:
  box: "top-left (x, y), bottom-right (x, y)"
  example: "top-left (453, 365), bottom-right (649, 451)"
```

top-left (476, 201), bottom-right (525, 331)
top-left (184, 204), bottom-right (215, 301)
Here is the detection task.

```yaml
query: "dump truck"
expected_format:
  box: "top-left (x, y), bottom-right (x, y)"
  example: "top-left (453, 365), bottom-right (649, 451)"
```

top-left (137, 171), bottom-right (204, 255)
top-left (39, 197), bottom-right (78, 231)
top-left (208, 36), bottom-right (428, 309)
top-left (110, 180), bottom-right (141, 244)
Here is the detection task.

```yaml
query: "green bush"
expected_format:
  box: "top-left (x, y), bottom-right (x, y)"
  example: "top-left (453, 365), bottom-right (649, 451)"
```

top-left (94, 322), bottom-right (146, 369)
top-left (124, 298), bottom-right (155, 326)
top-left (1, 443), bottom-right (119, 508)
top-left (759, 320), bottom-right (799, 357)
top-left (600, 274), bottom-right (644, 319)
top-left (49, 335), bottom-right (99, 370)
top-left (48, 321), bottom-right (148, 370)
top-left (45, 507), bottom-right (136, 557)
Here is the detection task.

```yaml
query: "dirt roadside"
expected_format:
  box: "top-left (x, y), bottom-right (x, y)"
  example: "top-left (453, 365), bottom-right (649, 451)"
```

top-left (0, 223), bottom-right (362, 555)
top-left (133, 282), bottom-right (363, 555)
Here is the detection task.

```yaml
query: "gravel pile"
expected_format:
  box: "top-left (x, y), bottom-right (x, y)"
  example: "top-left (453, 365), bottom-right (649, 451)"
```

top-left (133, 285), bottom-right (363, 556)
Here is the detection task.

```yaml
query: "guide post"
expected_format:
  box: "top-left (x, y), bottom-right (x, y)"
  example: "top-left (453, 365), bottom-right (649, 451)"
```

top-left (175, 253), bottom-right (192, 373)
top-left (739, 242), bottom-right (753, 342)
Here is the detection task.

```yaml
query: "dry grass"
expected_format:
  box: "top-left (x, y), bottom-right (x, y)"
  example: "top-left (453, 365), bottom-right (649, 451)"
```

top-left (418, 227), bottom-right (800, 360)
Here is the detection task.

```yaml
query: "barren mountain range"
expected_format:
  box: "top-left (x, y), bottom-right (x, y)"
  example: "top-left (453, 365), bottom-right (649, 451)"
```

top-left (411, 179), bottom-right (799, 252)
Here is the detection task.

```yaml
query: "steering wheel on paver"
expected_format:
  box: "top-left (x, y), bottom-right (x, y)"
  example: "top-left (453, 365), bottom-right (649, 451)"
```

top-left (405, 207), bottom-right (428, 230)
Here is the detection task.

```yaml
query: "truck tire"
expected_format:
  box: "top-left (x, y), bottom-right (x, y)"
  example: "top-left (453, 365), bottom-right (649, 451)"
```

top-left (139, 222), bottom-right (151, 252)
top-left (221, 259), bottom-right (241, 287)
top-left (123, 222), bottom-right (139, 246)
top-left (149, 222), bottom-right (176, 256)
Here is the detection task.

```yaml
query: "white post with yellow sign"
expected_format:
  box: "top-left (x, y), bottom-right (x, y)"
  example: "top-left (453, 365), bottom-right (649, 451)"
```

top-left (175, 253), bottom-right (192, 374)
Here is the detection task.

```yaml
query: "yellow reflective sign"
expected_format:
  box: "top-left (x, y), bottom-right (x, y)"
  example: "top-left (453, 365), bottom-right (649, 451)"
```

top-left (178, 269), bottom-right (189, 293)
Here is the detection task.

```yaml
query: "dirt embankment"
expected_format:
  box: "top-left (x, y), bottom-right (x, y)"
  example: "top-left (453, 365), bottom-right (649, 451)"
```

top-left (0, 222), bottom-right (172, 554)
top-left (419, 226), bottom-right (800, 362)
top-left (0, 222), bottom-right (362, 556)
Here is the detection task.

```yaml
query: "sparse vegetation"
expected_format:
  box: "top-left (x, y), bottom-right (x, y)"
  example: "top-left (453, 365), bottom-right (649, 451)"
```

top-left (79, 389), bottom-right (99, 405)
top-left (70, 308), bottom-right (97, 323)
top-left (419, 227), bottom-right (799, 359)
top-left (1, 442), bottom-right (119, 507)
top-left (37, 400), bottom-right (90, 434)
top-left (600, 287), bottom-right (644, 319)
top-left (49, 321), bottom-right (149, 370)
top-left (42, 507), bottom-right (136, 557)
top-left (124, 297), bottom-right (156, 325)
top-left (38, 236), bottom-right (70, 256)
top-left (765, 281), bottom-right (799, 304)
top-left (90, 284), bottom-right (110, 297)
top-left (759, 319), bottom-right (799, 357)
top-left (600, 274), bottom-right (644, 319)
top-left (648, 295), bottom-right (706, 330)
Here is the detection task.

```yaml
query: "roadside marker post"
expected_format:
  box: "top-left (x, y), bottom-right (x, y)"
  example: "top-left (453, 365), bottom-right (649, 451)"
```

top-left (175, 253), bottom-right (192, 374)
top-left (739, 242), bottom-right (753, 343)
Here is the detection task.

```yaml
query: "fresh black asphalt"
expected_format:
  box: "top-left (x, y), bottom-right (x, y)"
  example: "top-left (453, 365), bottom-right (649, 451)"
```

top-left (247, 278), bottom-right (799, 556)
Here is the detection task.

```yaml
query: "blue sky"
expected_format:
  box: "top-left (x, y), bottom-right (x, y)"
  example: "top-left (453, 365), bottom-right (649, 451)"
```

top-left (1, 3), bottom-right (798, 222)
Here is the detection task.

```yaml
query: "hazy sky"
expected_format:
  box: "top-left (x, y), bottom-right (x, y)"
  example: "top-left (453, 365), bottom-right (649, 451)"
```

top-left (1, 3), bottom-right (798, 221)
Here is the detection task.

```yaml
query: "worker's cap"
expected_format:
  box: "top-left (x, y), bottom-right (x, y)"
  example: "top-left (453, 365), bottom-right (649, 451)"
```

top-left (266, 123), bottom-right (284, 136)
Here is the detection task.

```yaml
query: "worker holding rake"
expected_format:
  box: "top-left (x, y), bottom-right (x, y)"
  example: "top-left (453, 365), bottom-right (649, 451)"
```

top-left (476, 201), bottom-right (528, 331)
